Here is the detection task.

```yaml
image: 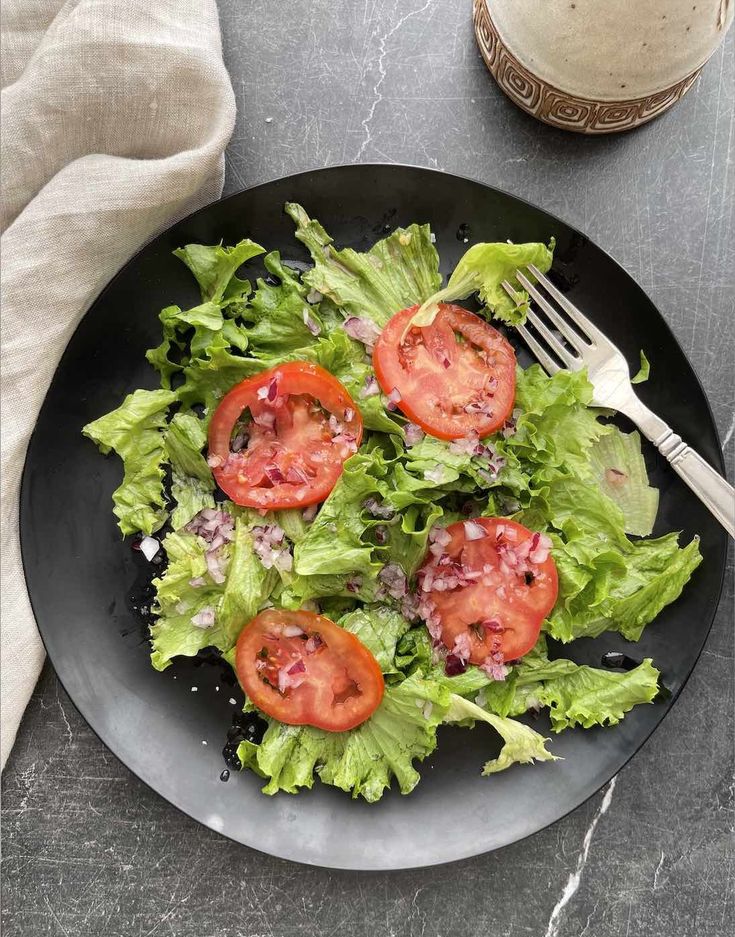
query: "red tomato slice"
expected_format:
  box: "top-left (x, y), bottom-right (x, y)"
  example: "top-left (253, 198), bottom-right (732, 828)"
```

top-left (235, 609), bottom-right (384, 731)
top-left (417, 517), bottom-right (558, 672)
top-left (373, 303), bottom-right (516, 440)
top-left (207, 361), bottom-right (363, 510)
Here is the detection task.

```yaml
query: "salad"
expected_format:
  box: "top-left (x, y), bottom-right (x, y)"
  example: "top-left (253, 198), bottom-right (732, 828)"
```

top-left (83, 204), bottom-right (702, 802)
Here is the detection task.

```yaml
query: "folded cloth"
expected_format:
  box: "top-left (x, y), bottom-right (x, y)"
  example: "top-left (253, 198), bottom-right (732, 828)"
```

top-left (0, 0), bottom-right (236, 767)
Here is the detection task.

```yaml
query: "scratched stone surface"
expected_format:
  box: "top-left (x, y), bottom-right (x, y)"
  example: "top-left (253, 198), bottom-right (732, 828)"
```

top-left (2, 2), bottom-right (733, 935)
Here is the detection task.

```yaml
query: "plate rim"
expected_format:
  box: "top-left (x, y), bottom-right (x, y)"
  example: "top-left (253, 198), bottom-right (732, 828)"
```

top-left (19, 162), bottom-right (729, 870)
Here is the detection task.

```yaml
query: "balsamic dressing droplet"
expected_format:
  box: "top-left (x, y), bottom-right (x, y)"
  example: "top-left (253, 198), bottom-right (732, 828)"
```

top-left (456, 222), bottom-right (471, 242)
top-left (219, 769), bottom-right (230, 783)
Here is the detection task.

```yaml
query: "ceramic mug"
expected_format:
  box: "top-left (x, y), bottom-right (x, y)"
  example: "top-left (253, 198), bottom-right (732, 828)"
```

top-left (474, 0), bottom-right (733, 133)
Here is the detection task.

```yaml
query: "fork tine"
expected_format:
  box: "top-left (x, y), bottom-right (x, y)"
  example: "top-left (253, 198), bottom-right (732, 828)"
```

top-left (501, 279), bottom-right (568, 371)
top-left (525, 308), bottom-right (582, 369)
top-left (526, 264), bottom-right (607, 344)
top-left (515, 270), bottom-right (590, 354)
top-left (515, 322), bottom-right (560, 376)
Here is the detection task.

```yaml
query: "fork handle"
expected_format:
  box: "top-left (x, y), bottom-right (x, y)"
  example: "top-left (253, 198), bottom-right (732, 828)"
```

top-left (630, 400), bottom-right (735, 539)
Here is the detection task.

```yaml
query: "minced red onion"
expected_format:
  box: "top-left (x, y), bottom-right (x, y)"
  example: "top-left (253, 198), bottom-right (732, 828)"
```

top-left (449, 433), bottom-right (483, 456)
top-left (206, 550), bottom-right (226, 584)
top-left (252, 410), bottom-right (275, 430)
top-left (304, 633), bottom-right (324, 654)
top-left (286, 465), bottom-right (310, 484)
top-left (278, 660), bottom-right (307, 693)
top-left (429, 527), bottom-right (452, 546)
top-left (189, 576), bottom-right (207, 588)
top-left (302, 307), bottom-right (321, 336)
top-left (360, 374), bottom-right (380, 397)
top-left (332, 432), bottom-right (358, 455)
top-left (345, 576), bottom-right (362, 594)
top-left (480, 653), bottom-right (508, 681)
top-left (302, 503), bottom-right (319, 522)
top-left (464, 399), bottom-right (494, 416)
top-left (423, 464), bottom-right (445, 484)
top-left (452, 632), bottom-right (472, 663)
top-left (404, 422), bottom-right (424, 447)
top-left (187, 509), bottom-right (236, 583)
top-left (252, 524), bottom-right (293, 572)
top-left (343, 316), bottom-right (382, 349)
top-left (207, 453), bottom-right (224, 469)
top-left (264, 463), bottom-right (286, 485)
top-left (379, 563), bottom-right (408, 599)
top-left (191, 607), bottom-right (215, 629)
top-left (476, 468), bottom-right (498, 485)
top-left (445, 654), bottom-right (466, 677)
top-left (529, 532), bottom-right (552, 565)
top-left (282, 624), bottom-right (304, 638)
top-left (400, 591), bottom-right (420, 622)
top-left (306, 288), bottom-right (323, 304)
top-left (463, 520), bottom-right (486, 541)
top-left (363, 497), bottom-right (395, 519)
top-left (386, 387), bottom-right (402, 411)
top-left (139, 536), bottom-right (160, 561)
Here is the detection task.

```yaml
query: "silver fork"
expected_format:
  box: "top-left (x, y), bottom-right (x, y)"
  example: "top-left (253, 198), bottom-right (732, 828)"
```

top-left (501, 264), bottom-right (734, 539)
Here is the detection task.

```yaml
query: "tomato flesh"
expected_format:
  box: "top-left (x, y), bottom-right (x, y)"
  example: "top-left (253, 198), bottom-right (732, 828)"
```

top-left (236, 609), bottom-right (384, 731)
top-left (373, 303), bottom-right (516, 440)
top-left (417, 517), bottom-right (558, 672)
top-left (208, 361), bottom-right (363, 510)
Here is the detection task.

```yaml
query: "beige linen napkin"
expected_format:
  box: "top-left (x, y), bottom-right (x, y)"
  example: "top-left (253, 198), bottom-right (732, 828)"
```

top-left (1, 0), bottom-right (236, 767)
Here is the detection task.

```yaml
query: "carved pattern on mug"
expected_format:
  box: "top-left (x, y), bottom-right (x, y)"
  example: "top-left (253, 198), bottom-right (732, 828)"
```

top-left (473, 0), bottom-right (704, 134)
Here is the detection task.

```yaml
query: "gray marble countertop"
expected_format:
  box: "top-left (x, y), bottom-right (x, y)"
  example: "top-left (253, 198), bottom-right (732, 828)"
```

top-left (2, 2), bottom-right (733, 935)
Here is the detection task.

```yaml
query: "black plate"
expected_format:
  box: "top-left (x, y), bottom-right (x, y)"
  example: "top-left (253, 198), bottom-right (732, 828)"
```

top-left (20, 165), bottom-right (727, 870)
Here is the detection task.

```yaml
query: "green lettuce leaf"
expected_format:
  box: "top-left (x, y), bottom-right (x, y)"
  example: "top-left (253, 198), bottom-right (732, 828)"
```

top-left (536, 658), bottom-right (660, 731)
top-left (479, 638), bottom-right (661, 728)
top-left (164, 412), bottom-right (215, 530)
top-left (173, 239), bottom-right (265, 304)
top-left (293, 449), bottom-right (389, 579)
top-left (443, 694), bottom-right (557, 775)
top-left (239, 672), bottom-right (449, 801)
top-left (378, 501), bottom-right (445, 579)
top-left (587, 428), bottom-right (659, 536)
top-left (397, 433), bottom-right (507, 496)
top-left (286, 202), bottom-right (441, 326)
top-left (241, 251), bottom-right (323, 358)
top-left (410, 239), bottom-right (554, 328)
top-left (176, 343), bottom-right (263, 412)
top-left (338, 605), bottom-right (411, 674)
top-left (82, 388), bottom-right (177, 536)
top-left (631, 350), bottom-right (650, 384)
top-left (548, 528), bottom-right (702, 642)
top-left (509, 364), bottom-right (610, 479)
top-left (146, 301), bottom-right (250, 391)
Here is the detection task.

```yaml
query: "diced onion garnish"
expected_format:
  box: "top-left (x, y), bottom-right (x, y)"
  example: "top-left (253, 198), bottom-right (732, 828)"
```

top-left (386, 388), bottom-right (402, 411)
top-left (463, 520), bottom-right (486, 541)
top-left (139, 536), bottom-right (160, 562)
top-left (191, 607), bottom-right (215, 629)
top-left (404, 422), bottom-right (424, 447)
top-left (343, 316), bottom-right (382, 349)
